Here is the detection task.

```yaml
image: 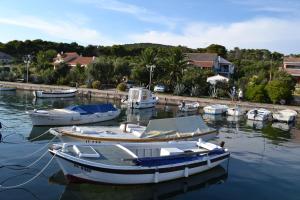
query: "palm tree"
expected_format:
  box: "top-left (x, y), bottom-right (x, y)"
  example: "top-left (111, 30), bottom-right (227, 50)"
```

top-left (165, 48), bottom-right (189, 88)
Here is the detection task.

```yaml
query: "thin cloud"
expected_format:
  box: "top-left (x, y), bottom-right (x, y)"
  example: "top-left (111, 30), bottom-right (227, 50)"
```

top-left (0, 15), bottom-right (115, 45)
top-left (229, 0), bottom-right (300, 14)
top-left (73, 0), bottom-right (178, 29)
top-left (130, 17), bottom-right (300, 54)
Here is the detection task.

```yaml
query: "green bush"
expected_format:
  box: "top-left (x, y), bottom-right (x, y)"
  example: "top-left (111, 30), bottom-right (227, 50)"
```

top-left (266, 80), bottom-right (293, 104)
top-left (245, 84), bottom-right (269, 103)
top-left (117, 82), bottom-right (127, 91)
top-left (92, 80), bottom-right (101, 89)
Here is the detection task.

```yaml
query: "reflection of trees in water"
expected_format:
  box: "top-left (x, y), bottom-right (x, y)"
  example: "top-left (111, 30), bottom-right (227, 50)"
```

top-left (261, 123), bottom-right (293, 143)
top-left (49, 166), bottom-right (228, 200)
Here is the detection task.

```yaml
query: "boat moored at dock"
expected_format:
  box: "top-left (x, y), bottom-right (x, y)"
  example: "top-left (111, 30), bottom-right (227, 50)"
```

top-left (203, 104), bottom-right (229, 115)
top-left (33, 89), bottom-right (77, 98)
top-left (49, 140), bottom-right (230, 184)
top-left (272, 109), bottom-right (297, 123)
top-left (122, 87), bottom-right (158, 109)
top-left (49, 115), bottom-right (217, 143)
top-left (246, 108), bottom-right (271, 121)
top-left (27, 103), bottom-right (120, 126)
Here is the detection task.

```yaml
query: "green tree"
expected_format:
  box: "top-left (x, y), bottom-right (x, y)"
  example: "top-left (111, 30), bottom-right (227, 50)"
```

top-left (87, 57), bottom-right (114, 84)
top-left (245, 84), bottom-right (269, 103)
top-left (266, 71), bottom-right (295, 104)
top-left (165, 48), bottom-right (189, 89)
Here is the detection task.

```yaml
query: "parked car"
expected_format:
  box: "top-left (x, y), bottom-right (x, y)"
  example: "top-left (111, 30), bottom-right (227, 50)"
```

top-left (154, 84), bottom-right (166, 92)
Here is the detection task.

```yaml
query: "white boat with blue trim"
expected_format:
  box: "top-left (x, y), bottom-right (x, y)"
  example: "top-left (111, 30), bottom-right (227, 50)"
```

top-left (49, 139), bottom-right (230, 184)
top-left (27, 103), bottom-right (120, 126)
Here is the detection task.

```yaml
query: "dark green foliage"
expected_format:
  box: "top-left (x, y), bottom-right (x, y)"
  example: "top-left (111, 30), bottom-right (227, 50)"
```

top-left (265, 71), bottom-right (295, 104)
top-left (116, 83), bottom-right (127, 91)
top-left (87, 57), bottom-right (114, 84)
top-left (245, 84), bottom-right (269, 103)
top-left (92, 80), bottom-right (101, 89)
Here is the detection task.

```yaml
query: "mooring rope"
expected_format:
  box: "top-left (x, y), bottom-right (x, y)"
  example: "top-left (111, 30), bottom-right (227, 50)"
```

top-left (0, 148), bottom-right (50, 170)
top-left (0, 154), bottom-right (56, 189)
top-left (1, 130), bottom-right (51, 144)
top-left (0, 135), bottom-right (56, 163)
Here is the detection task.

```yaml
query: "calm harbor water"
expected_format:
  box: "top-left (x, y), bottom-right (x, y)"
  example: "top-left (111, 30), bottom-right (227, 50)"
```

top-left (0, 90), bottom-right (300, 200)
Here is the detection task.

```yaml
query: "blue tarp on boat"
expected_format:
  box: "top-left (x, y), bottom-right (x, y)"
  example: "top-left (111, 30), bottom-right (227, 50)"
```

top-left (65, 103), bottom-right (117, 115)
top-left (133, 149), bottom-right (225, 167)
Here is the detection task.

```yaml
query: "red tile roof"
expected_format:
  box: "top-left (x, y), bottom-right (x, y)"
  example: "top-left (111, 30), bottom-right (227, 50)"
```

top-left (284, 57), bottom-right (300, 63)
top-left (68, 56), bottom-right (94, 66)
top-left (190, 61), bottom-right (215, 68)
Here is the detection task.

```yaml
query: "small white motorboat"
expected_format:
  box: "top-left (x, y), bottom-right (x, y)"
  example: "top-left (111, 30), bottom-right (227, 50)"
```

top-left (49, 115), bottom-right (217, 143)
top-left (122, 87), bottom-right (158, 109)
top-left (49, 139), bottom-right (230, 184)
top-left (272, 109), bottom-right (297, 123)
top-left (227, 107), bottom-right (245, 116)
top-left (27, 103), bottom-right (120, 126)
top-left (203, 104), bottom-right (229, 115)
top-left (33, 89), bottom-right (77, 98)
top-left (246, 108), bottom-right (271, 121)
top-left (178, 102), bottom-right (200, 112)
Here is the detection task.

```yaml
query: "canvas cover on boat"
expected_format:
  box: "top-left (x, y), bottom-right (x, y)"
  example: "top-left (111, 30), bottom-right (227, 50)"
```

top-left (142, 115), bottom-right (214, 137)
top-left (66, 104), bottom-right (117, 115)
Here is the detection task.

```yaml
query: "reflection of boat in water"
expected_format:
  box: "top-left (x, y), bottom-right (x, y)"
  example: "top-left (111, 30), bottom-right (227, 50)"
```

top-left (272, 122), bottom-right (294, 132)
top-left (202, 114), bottom-right (224, 122)
top-left (28, 126), bottom-right (54, 141)
top-left (49, 165), bottom-right (228, 200)
top-left (126, 107), bottom-right (157, 123)
top-left (227, 115), bottom-right (243, 122)
top-left (246, 120), bottom-right (265, 130)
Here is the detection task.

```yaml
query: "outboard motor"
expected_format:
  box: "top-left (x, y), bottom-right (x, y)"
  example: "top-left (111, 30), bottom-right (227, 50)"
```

top-left (220, 141), bottom-right (225, 148)
top-left (253, 109), bottom-right (258, 119)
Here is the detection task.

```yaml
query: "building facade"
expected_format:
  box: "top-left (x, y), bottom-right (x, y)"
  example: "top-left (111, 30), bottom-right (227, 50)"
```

top-left (283, 57), bottom-right (300, 84)
top-left (0, 51), bottom-right (13, 64)
top-left (186, 53), bottom-right (234, 77)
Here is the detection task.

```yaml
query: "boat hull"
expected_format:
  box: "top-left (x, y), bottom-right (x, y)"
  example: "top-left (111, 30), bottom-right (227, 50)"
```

top-left (127, 100), bottom-right (157, 109)
top-left (29, 110), bottom-right (120, 126)
top-left (33, 89), bottom-right (77, 98)
top-left (52, 151), bottom-right (229, 184)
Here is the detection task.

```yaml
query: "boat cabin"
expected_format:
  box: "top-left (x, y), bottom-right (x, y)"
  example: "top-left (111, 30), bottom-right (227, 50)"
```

top-left (128, 87), bottom-right (154, 103)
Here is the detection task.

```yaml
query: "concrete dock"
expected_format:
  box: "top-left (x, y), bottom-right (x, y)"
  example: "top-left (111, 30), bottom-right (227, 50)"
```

top-left (1, 81), bottom-right (299, 112)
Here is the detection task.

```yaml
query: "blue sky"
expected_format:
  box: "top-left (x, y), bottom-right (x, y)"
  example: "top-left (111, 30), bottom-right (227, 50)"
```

top-left (0, 0), bottom-right (300, 54)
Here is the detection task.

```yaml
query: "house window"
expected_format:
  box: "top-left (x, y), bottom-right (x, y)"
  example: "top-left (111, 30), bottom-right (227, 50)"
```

top-left (286, 65), bottom-right (300, 70)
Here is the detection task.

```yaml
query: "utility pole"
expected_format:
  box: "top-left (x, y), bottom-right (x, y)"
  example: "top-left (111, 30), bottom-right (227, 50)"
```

top-left (146, 64), bottom-right (156, 90)
top-left (23, 55), bottom-right (31, 83)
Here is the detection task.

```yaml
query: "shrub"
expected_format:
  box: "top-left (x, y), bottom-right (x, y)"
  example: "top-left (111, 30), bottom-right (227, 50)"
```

top-left (266, 80), bottom-right (293, 104)
top-left (245, 84), bottom-right (269, 103)
top-left (117, 82), bottom-right (127, 91)
top-left (92, 80), bottom-right (101, 89)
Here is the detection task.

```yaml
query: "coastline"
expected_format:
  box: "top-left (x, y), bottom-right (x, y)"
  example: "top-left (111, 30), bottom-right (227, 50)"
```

top-left (1, 81), bottom-right (299, 112)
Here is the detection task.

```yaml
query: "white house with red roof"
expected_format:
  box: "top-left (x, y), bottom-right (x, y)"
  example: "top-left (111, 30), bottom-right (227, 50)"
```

top-left (186, 53), bottom-right (234, 77)
top-left (53, 52), bottom-right (94, 69)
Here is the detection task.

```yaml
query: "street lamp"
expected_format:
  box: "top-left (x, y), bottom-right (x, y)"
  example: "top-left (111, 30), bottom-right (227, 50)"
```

top-left (146, 64), bottom-right (156, 90)
top-left (23, 55), bottom-right (31, 83)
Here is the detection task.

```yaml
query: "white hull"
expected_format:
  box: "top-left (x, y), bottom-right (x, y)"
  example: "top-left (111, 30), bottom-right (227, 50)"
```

top-left (127, 100), bottom-right (157, 109)
top-left (28, 109), bottom-right (120, 126)
top-left (203, 105), bottom-right (228, 115)
top-left (247, 108), bottom-right (271, 121)
top-left (272, 109), bottom-right (297, 123)
top-left (33, 89), bottom-right (77, 98)
top-left (50, 141), bottom-right (229, 184)
top-left (178, 102), bottom-right (200, 112)
top-left (54, 154), bottom-right (227, 184)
